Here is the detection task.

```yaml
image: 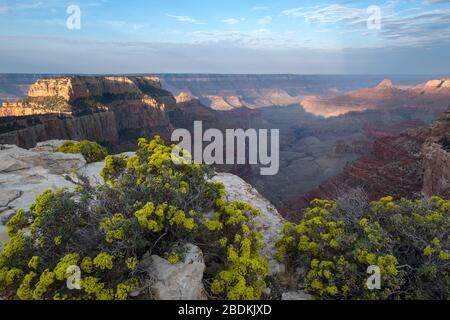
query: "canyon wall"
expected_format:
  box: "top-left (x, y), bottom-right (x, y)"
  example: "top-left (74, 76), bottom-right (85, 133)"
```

top-left (0, 76), bottom-right (175, 151)
top-left (422, 108), bottom-right (450, 198)
top-left (0, 112), bottom-right (119, 149)
top-left (285, 107), bottom-right (450, 220)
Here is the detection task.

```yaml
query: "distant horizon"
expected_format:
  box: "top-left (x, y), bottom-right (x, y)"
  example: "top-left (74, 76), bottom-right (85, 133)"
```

top-left (1, 72), bottom-right (449, 77)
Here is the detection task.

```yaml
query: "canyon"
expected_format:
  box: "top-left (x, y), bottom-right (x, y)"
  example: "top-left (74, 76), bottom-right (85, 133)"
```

top-left (158, 74), bottom-right (439, 110)
top-left (0, 74), bottom-right (449, 218)
top-left (285, 107), bottom-right (450, 220)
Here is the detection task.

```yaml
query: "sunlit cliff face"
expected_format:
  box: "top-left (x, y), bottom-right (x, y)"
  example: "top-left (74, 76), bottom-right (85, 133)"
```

top-left (299, 79), bottom-right (450, 118)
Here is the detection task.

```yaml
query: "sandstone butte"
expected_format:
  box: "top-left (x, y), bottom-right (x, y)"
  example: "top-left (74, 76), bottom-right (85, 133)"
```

top-left (0, 76), bottom-right (176, 151)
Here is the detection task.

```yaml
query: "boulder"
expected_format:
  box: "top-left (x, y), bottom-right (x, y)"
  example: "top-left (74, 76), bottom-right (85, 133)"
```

top-left (0, 143), bottom-right (85, 246)
top-left (78, 152), bottom-right (135, 186)
top-left (31, 140), bottom-right (74, 152)
top-left (139, 243), bottom-right (207, 300)
top-left (212, 173), bottom-right (286, 276)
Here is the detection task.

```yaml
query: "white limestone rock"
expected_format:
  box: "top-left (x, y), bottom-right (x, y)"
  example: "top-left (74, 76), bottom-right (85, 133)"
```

top-left (211, 172), bottom-right (286, 276)
top-left (30, 140), bottom-right (75, 153)
top-left (0, 143), bottom-right (85, 246)
top-left (139, 243), bottom-right (207, 300)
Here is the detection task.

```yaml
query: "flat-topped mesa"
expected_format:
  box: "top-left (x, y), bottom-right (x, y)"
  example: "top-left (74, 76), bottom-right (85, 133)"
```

top-left (0, 75), bottom-right (176, 150)
top-left (0, 75), bottom-right (175, 118)
top-left (27, 76), bottom-right (163, 102)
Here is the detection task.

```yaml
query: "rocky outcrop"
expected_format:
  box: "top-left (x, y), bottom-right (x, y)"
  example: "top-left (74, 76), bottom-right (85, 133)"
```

top-left (175, 91), bottom-right (195, 104)
top-left (422, 109), bottom-right (450, 198)
top-left (138, 243), bottom-right (207, 300)
top-left (0, 140), bottom-right (86, 244)
top-left (27, 76), bottom-right (161, 103)
top-left (0, 141), bottom-right (133, 246)
top-left (421, 79), bottom-right (450, 93)
top-left (423, 144), bottom-right (450, 197)
top-left (212, 173), bottom-right (286, 276)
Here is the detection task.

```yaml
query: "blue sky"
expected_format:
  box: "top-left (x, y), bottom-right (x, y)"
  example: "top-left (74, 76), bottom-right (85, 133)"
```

top-left (1, 0), bottom-right (450, 74)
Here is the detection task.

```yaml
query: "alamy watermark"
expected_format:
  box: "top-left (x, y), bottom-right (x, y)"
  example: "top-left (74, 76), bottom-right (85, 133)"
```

top-left (171, 121), bottom-right (280, 176)
top-left (66, 5), bottom-right (81, 30)
top-left (367, 265), bottom-right (381, 290)
top-left (367, 5), bottom-right (382, 30)
top-left (66, 265), bottom-right (81, 290)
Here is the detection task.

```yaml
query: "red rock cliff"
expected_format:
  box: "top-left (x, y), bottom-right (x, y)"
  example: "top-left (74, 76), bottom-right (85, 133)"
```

top-left (422, 108), bottom-right (450, 198)
top-left (284, 107), bottom-right (450, 220)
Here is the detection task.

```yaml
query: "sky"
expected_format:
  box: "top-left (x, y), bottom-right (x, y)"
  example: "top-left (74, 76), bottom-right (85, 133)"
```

top-left (0, 0), bottom-right (450, 74)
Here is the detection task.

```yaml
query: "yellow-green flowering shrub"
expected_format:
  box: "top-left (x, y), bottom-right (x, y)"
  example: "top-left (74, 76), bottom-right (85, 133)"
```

top-left (54, 140), bottom-right (109, 163)
top-left (207, 200), bottom-right (268, 300)
top-left (0, 136), bottom-right (267, 300)
top-left (276, 196), bottom-right (450, 300)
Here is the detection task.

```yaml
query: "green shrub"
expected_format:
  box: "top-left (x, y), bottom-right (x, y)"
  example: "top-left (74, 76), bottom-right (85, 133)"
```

top-left (54, 140), bottom-right (109, 163)
top-left (276, 196), bottom-right (450, 300)
top-left (0, 136), bottom-right (267, 300)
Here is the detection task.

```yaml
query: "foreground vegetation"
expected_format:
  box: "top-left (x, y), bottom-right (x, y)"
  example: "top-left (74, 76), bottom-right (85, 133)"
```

top-left (1, 137), bottom-right (267, 300)
top-left (276, 193), bottom-right (450, 300)
top-left (54, 140), bottom-right (109, 163)
top-left (0, 137), bottom-right (448, 300)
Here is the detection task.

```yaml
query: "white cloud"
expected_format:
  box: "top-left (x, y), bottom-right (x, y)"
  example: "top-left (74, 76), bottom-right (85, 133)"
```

top-left (17, 2), bottom-right (43, 10)
top-left (166, 14), bottom-right (204, 24)
top-left (282, 3), bottom-right (450, 47)
top-left (258, 16), bottom-right (272, 25)
top-left (222, 18), bottom-right (242, 25)
top-left (104, 20), bottom-right (146, 32)
top-left (282, 5), bottom-right (367, 24)
top-left (252, 6), bottom-right (270, 11)
top-left (0, 1), bottom-right (42, 13)
top-left (190, 29), bottom-right (297, 49)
